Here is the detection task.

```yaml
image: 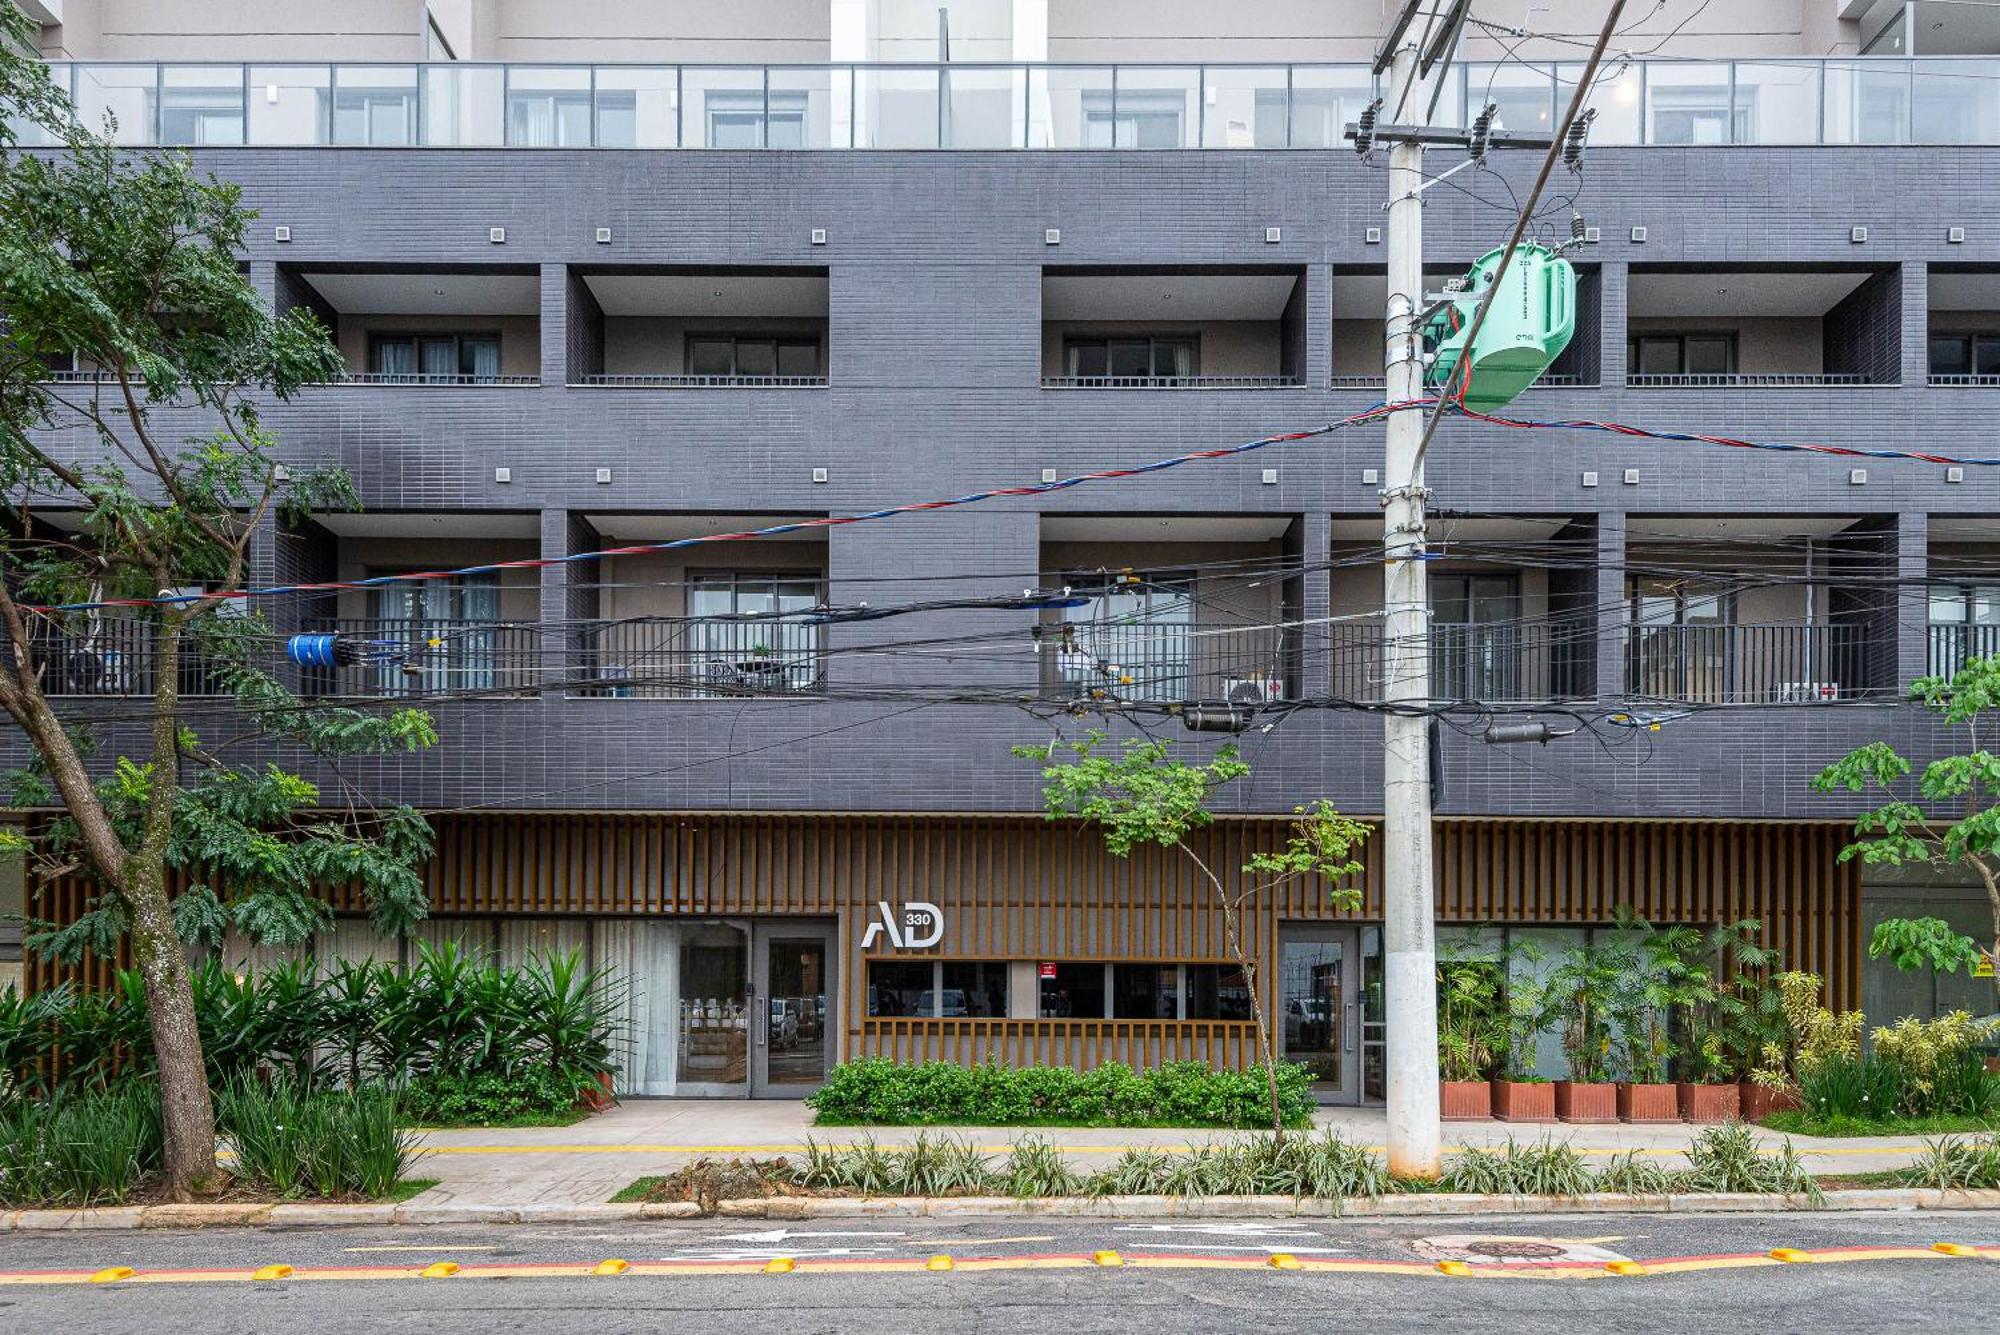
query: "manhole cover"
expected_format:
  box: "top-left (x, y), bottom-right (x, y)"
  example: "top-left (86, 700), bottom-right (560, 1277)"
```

top-left (1463, 1240), bottom-right (1567, 1260)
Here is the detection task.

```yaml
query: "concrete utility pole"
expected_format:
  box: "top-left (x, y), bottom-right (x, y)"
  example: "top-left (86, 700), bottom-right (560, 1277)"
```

top-left (1378, 39), bottom-right (1441, 1180)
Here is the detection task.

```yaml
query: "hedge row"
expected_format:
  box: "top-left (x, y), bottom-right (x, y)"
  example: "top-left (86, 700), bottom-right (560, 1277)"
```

top-left (806, 1058), bottom-right (1316, 1128)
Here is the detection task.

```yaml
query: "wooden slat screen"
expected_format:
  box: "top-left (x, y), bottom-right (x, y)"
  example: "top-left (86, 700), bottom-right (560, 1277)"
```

top-left (28, 812), bottom-right (1861, 1014)
top-left (863, 1018), bottom-right (1262, 1071)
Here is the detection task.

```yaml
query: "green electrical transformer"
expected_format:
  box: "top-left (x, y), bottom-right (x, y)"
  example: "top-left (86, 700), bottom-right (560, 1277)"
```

top-left (1423, 242), bottom-right (1577, 411)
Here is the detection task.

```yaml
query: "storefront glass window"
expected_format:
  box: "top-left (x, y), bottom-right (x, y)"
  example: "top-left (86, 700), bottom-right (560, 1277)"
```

top-left (866, 959), bottom-right (931, 1016)
top-left (1112, 963), bottom-right (1178, 1018)
top-left (1038, 962), bottom-right (1106, 1018)
top-left (940, 961), bottom-right (1009, 1017)
top-left (1184, 963), bottom-right (1252, 1020)
top-left (676, 922), bottom-right (748, 1086)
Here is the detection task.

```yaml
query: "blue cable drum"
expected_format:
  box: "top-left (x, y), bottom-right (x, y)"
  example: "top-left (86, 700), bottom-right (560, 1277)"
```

top-left (287, 633), bottom-right (342, 668)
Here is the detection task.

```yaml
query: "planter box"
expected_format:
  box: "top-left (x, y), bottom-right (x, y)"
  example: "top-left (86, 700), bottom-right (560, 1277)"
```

top-left (1554, 1080), bottom-right (1619, 1124)
top-left (578, 1071), bottom-right (617, 1113)
top-left (1490, 1079), bottom-right (1556, 1123)
top-left (1738, 1080), bottom-right (1801, 1123)
top-left (1440, 1080), bottom-right (1493, 1121)
top-left (1617, 1082), bottom-right (1680, 1124)
top-left (1676, 1081), bottom-right (1741, 1123)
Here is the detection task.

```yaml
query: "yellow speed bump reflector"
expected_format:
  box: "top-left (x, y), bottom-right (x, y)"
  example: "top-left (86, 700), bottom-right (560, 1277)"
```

top-left (418, 1262), bottom-right (461, 1278)
top-left (1268, 1254), bottom-right (1302, 1271)
top-left (1932, 1243), bottom-right (1979, 1257)
top-left (1605, 1261), bottom-right (1648, 1277)
top-left (251, 1265), bottom-right (294, 1281)
top-left (591, 1259), bottom-right (631, 1276)
top-left (1769, 1249), bottom-right (1814, 1264)
top-left (1092, 1251), bottom-right (1124, 1268)
top-left (763, 1258), bottom-right (796, 1274)
top-left (925, 1255), bottom-right (954, 1272)
top-left (1435, 1260), bottom-right (1474, 1277)
top-left (89, 1268), bottom-right (135, 1285)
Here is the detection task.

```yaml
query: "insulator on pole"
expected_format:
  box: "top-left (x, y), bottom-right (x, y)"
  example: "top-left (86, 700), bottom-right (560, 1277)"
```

top-left (1353, 98), bottom-right (1382, 159)
top-left (1563, 108), bottom-right (1596, 173)
top-left (1468, 102), bottom-right (1496, 163)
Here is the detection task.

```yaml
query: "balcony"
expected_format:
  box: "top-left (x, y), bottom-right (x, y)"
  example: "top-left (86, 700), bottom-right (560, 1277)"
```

top-left (1041, 268), bottom-right (1306, 391)
top-left (27, 58), bottom-right (2000, 150)
top-left (568, 269), bottom-right (829, 388)
top-left (23, 614), bottom-right (232, 697)
top-left (1927, 517), bottom-right (2000, 675)
top-left (1625, 267), bottom-right (1900, 388)
top-left (571, 617), bottom-right (823, 698)
top-left (1622, 515), bottom-right (1898, 703)
top-left (1037, 516), bottom-right (1299, 704)
top-left (1327, 516), bottom-right (1599, 704)
top-left (1927, 266), bottom-right (2000, 386)
top-left (1330, 266), bottom-right (1601, 391)
top-left (276, 266), bottom-right (542, 386)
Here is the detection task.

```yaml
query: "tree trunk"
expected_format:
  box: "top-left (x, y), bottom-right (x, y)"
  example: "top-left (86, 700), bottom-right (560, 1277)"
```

top-left (132, 612), bottom-right (216, 1197)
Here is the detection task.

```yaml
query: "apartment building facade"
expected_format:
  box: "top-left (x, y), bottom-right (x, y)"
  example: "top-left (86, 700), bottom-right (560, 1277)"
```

top-left (11, 0), bottom-right (2000, 1100)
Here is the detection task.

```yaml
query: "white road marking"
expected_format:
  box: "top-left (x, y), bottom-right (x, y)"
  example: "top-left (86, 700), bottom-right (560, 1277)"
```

top-left (1115, 1223), bottom-right (1325, 1237)
top-left (710, 1229), bottom-right (907, 1243)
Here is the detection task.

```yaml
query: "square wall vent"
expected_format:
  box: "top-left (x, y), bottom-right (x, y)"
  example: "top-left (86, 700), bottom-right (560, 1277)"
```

top-left (489, 226), bottom-right (506, 244)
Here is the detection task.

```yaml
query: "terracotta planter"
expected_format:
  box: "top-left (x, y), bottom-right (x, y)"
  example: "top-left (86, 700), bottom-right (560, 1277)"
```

top-left (1676, 1081), bottom-right (1741, 1123)
top-left (1490, 1078), bottom-right (1557, 1123)
top-left (1554, 1080), bottom-right (1619, 1124)
top-left (1737, 1080), bottom-right (1801, 1123)
top-left (1440, 1079), bottom-right (1494, 1121)
top-left (578, 1071), bottom-right (617, 1113)
top-left (1617, 1081), bottom-right (1680, 1124)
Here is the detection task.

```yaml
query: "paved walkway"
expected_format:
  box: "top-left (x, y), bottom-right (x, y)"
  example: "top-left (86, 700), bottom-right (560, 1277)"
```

top-left (406, 1101), bottom-right (1943, 1207)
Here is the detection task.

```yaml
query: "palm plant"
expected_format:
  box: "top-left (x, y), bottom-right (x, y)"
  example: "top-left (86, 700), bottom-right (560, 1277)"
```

top-left (1546, 940), bottom-right (1622, 1084)
top-left (1607, 911), bottom-right (1714, 1084)
top-left (1437, 951), bottom-right (1506, 1082)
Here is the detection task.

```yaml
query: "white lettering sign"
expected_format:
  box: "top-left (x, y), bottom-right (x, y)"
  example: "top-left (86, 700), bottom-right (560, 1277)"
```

top-left (860, 900), bottom-right (943, 950)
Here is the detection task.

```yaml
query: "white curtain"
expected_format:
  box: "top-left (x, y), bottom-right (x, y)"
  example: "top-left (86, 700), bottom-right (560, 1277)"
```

top-left (409, 916), bottom-right (497, 960)
top-left (593, 920), bottom-right (678, 1096)
top-left (497, 917), bottom-right (588, 970)
top-left (317, 916), bottom-right (400, 970)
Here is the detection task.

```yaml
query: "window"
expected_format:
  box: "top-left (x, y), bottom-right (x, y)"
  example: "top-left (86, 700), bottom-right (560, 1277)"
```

top-left (685, 335), bottom-right (822, 380)
top-left (1629, 333), bottom-right (1737, 376)
top-left (1630, 576), bottom-right (1731, 627)
top-left (1063, 335), bottom-right (1197, 381)
top-left (161, 70), bottom-right (245, 146)
top-left (368, 333), bottom-right (503, 381)
top-left (1185, 964), bottom-right (1252, 1020)
top-left (332, 74), bottom-right (417, 146)
top-left (508, 89), bottom-right (592, 146)
top-left (866, 960), bottom-right (932, 1016)
top-left (1648, 87), bottom-right (1743, 145)
top-left (1037, 962), bottom-right (1107, 1019)
top-left (1055, 572), bottom-right (1195, 701)
top-left (704, 90), bottom-right (809, 148)
top-left (1080, 91), bottom-right (1186, 148)
top-left (867, 960), bottom-right (1010, 1017)
top-left (1112, 964), bottom-right (1177, 1019)
top-left (1929, 333), bottom-right (2000, 378)
top-left (1432, 574), bottom-right (1524, 701)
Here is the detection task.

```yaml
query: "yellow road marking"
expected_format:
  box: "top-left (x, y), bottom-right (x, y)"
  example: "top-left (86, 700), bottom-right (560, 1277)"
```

top-left (0, 1246), bottom-right (1985, 1289)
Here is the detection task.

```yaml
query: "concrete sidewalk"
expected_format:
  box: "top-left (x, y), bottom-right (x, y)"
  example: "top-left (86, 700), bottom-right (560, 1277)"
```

top-left (406, 1101), bottom-right (1945, 1207)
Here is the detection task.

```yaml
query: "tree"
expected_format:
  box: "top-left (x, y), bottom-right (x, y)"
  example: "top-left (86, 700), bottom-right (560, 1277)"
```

top-left (1813, 655), bottom-right (2000, 1010)
top-left (1016, 731), bottom-right (1371, 1138)
top-left (0, 7), bottom-right (437, 1195)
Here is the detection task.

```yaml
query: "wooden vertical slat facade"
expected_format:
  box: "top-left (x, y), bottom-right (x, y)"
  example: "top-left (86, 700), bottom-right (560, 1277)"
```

top-left (27, 813), bottom-right (1863, 1068)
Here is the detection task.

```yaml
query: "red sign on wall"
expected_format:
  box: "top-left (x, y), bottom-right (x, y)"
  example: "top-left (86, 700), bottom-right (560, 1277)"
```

top-left (1038, 962), bottom-right (1057, 980)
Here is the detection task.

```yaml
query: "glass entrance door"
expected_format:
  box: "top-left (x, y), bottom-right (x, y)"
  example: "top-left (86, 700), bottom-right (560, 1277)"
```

top-left (675, 921), bottom-right (751, 1096)
top-left (1279, 927), bottom-right (1363, 1104)
top-left (751, 921), bottom-right (836, 1097)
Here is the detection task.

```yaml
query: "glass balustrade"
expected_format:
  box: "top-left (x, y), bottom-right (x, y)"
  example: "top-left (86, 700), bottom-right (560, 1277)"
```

top-left (21, 58), bottom-right (2000, 150)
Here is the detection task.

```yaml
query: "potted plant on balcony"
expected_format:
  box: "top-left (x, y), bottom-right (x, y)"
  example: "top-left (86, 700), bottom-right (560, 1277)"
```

top-left (732, 642), bottom-right (787, 691)
top-left (1437, 948), bottom-right (1504, 1120)
top-left (1547, 941), bottom-right (1620, 1125)
top-left (1490, 941), bottom-right (1557, 1123)
top-left (1610, 913), bottom-right (1706, 1123)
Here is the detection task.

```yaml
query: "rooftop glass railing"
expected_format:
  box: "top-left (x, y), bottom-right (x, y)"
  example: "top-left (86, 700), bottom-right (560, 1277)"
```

top-left (13, 57), bottom-right (2000, 150)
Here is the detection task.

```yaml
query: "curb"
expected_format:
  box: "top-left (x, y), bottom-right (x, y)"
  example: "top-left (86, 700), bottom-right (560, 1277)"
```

top-left (4, 1188), bottom-right (1997, 1230)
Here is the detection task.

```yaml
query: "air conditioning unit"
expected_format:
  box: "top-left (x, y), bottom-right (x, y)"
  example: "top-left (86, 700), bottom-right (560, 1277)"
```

top-left (1222, 675), bottom-right (1285, 705)
top-left (1779, 681), bottom-right (1840, 703)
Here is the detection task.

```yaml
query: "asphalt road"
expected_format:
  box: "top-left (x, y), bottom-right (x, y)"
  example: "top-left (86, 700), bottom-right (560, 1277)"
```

top-left (1, 1211), bottom-right (1994, 1333)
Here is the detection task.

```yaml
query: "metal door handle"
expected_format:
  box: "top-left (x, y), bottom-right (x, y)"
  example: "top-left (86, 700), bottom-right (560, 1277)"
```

top-left (1344, 1002), bottom-right (1358, 1054)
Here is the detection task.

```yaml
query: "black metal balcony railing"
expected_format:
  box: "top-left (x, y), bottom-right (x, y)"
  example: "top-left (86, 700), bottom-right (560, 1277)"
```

top-left (1039, 619), bottom-right (1292, 704)
top-left (313, 372), bottom-right (541, 387)
top-left (1927, 623), bottom-right (2000, 678)
top-left (1039, 375), bottom-right (1304, 390)
top-left (1625, 372), bottom-right (1877, 388)
top-left (1927, 374), bottom-right (2000, 387)
top-left (303, 619), bottom-right (544, 697)
top-left (1328, 621), bottom-right (1590, 704)
top-left (1624, 622), bottom-right (1877, 704)
top-left (25, 617), bottom-right (230, 697)
top-left (570, 617), bottom-right (824, 698)
top-left (575, 374), bottom-right (828, 389)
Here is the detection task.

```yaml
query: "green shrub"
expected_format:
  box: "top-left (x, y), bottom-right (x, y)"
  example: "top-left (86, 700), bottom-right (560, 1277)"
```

top-left (1440, 1136), bottom-right (1594, 1196)
top-left (806, 1058), bottom-right (1314, 1128)
top-left (1591, 1149), bottom-right (1674, 1195)
top-left (1798, 1055), bottom-right (1903, 1123)
top-left (217, 1081), bottom-right (416, 1200)
top-left (0, 1086), bottom-right (162, 1206)
top-left (1677, 1121), bottom-right (1821, 1203)
top-left (400, 1068), bottom-right (585, 1126)
top-left (1900, 1134), bottom-right (2000, 1190)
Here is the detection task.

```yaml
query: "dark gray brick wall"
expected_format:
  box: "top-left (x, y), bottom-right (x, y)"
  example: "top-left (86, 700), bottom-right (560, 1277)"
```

top-left (19, 144), bottom-right (2000, 822)
top-left (1824, 266), bottom-right (1902, 384)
